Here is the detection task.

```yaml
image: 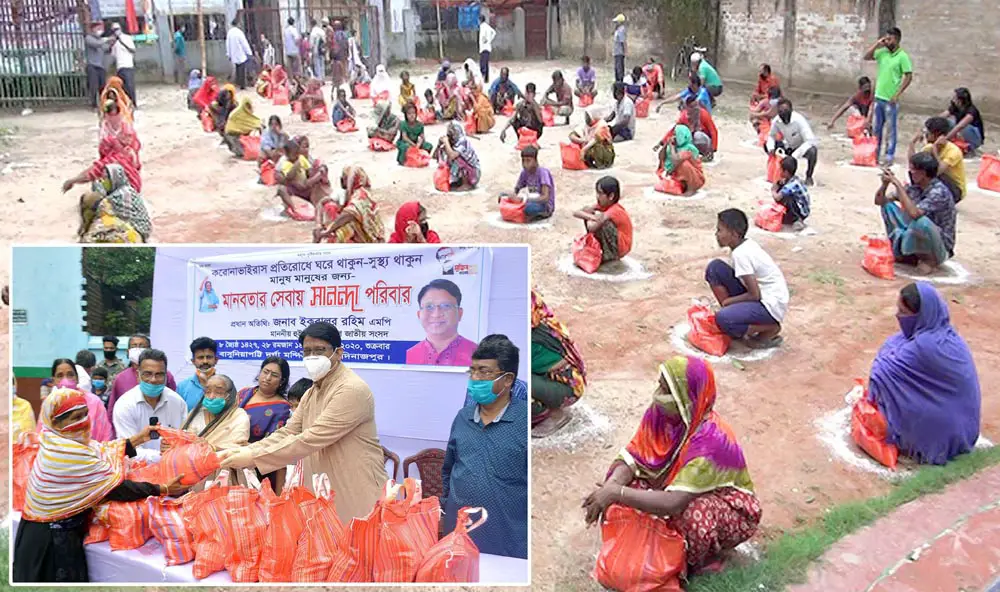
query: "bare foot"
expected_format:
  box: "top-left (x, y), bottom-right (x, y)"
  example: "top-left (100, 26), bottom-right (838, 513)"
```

top-left (531, 408), bottom-right (572, 438)
top-left (915, 261), bottom-right (935, 275)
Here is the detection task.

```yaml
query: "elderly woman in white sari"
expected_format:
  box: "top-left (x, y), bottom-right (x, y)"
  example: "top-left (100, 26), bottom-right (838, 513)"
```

top-left (370, 64), bottom-right (393, 101)
top-left (172, 374), bottom-right (250, 488)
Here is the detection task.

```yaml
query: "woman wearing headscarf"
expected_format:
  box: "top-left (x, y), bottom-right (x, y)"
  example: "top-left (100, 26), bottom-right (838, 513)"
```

top-left (238, 357), bottom-right (292, 490)
top-left (531, 290), bottom-right (587, 438)
top-left (99, 99), bottom-right (141, 169)
top-left (186, 69), bottom-right (204, 110)
top-left (223, 97), bottom-right (263, 158)
top-left (207, 88), bottom-right (237, 135)
top-left (568, 109), bottom-right (615, 169)
top-left (43, 359), bottom-right (113, 442)
top-left (298, 78), bottom-right (326, 121)
top-left (396, 102), bottom-right (433, 166)
top-left (367, 102), bottom-right (400, 143)
top-left (583, 357), bottom-right (761, 576)
top-left (314, 165), bottom-right (386, 243)
top-left (657, 124), bottom-right (705, 195)
top-left (462, 58), bottom-right (484, 89)
top-left (867, 282), bottom-right (981, 465)
top-left (192, 75), bottom-right (219, 113)
top-left (370, 64), bottom-right (393, 101)
top-left (388, 201), bottom-right (440, 243)
top-left (100, 76), bottom-right (133, 123)
top-left (13, 388), bottom-right (186, 583)
top-left (75, 163), bottom-right (152, 243)
top-left (469, 84), bottom-right (495, 133)
top-left (175, 374), bottom-right (250, 488)
top-left (437, 72), bottom-right (464, 121)
top-left (435, 121), bottom-right (481, 191)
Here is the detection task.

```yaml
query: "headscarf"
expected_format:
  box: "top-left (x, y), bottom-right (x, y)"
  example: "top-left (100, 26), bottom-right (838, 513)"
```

top-left (672, 124), bottom-right (700, 159)
top-left (531, 290), bottom-right (587, 398)
top-left (271, 65), bottom-right (289, 88)
top-left (339, 165), bottom-right (386, 243)
top-left (99, 102), bottom-right (138, 148)
top-left (96, 163), bottom-right (152, 240)
top-left (192, 75), bottom-right (219, 111)
top-left (441, 72), bottom-right (460, 101)
top-left (301, 78), bottom-right (323, 100)
top-left (437, 60), bottom-right (451, 82)
top-left (869, 283), bottom-right (981, 464)
top-left (187, 69), bottom-right (203, 91)
top-left (182, 374), bottom-right (239, 439)
top-left (22, 388), bottom-right (128, 523)
top-left (225, 97), bottom-right (262, 135)
top-left (100, 77), bottom-right (133, 123)
top-left (343, 165), bottom-right (371, 198)
top-left (389, 201), bottom-right (440, 243)
top-left (447, 121), bottom-right (480, 169)
top-left (373, 101), bottom-right (399, 130)
top-left (612, 356), bottom-right (754, 494)
top-left (371, 64), bottom-right (392, 97)
top-left (464, 58), bottom-right (483, 86)
top-left (222, 82), bottom-right (238, 97)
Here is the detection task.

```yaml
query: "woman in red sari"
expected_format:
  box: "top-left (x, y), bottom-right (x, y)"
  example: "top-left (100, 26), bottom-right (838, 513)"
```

top-left (388, 201), bottom-right (440, 243)
top-left (62, 100), bottom-right (143, 194)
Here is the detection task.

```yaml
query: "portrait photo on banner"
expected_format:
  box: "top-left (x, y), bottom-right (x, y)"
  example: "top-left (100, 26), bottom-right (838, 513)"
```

top-left (9, 244), bottom-right (531, 586)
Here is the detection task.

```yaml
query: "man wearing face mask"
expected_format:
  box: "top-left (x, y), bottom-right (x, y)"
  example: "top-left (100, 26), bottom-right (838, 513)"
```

top-left (106, 334), bottom-right (178, 437)
top-left (111, 349), bottom-right (188, 454)
top-left (443, 335), bottom-right (528, 559)
top-left (176, 336), bottom-right (220, 411)
top-left (97, 335), bottom-right (127, 385)
top-left (218, 322), bottom-right (388, 523)
top-left (766, 97), bottom-right (819, 186)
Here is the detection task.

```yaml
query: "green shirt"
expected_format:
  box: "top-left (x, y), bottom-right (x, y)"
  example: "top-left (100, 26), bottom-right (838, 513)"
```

top-left (873, 47), bottom-right (912, 101)
top-left (698, 60), bottom-right (722, 88)
top-left (174, 30), bottom-right (186, 57)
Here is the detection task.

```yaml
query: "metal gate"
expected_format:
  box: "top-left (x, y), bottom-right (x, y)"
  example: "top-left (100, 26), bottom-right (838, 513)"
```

top-left (1, 0), bottom-right (88, 107)
top-left (242, 0), bottom-right (286, 65)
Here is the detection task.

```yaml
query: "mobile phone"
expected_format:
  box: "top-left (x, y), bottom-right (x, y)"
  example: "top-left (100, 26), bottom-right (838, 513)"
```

top-left (149, 416), bottom-right (160, 440)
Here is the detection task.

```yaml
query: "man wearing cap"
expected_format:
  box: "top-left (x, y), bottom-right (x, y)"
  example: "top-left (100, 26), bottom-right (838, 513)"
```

top-left (84, 21), bottom-right (111, 109)
top-left (109, 23), bottom-right (137, 105)
top-left (612, 14), bottom-right (627, 83)
top-left (691, 52), bottom-right (723, 105)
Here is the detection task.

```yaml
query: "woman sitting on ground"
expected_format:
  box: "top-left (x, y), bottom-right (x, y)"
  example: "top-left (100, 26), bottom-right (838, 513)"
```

top-left (463, 58), bottom-right (484, 90)
top-left (572, 176), bottom-right (634, 267)
top-left (388, 201), bottom-right (440, 243)
top-left (313, 165), bottom-right (386, 243)
top-left (255, 64), bottom-right (271, 97)
top-left (176, 374), bottom-right (250, 489)
top-left (223, 97), bottom-right (263, 158)
top-left (867, 282), bottom-right (981, 465)
top-left (207, 88), bottom-right (237, 135)
top-left (568, 109), bottom-right (615, 169)
top-left (100, 76), bottom-right (133, 123)
top-left (13, 389), bottom-right (186, 583)
top-left (656, 124), bottom-right (706, 195)
top-left (396, 102), bottom-right (434, 165)
top-left (502, 146), bottom-right (555, 221)
top-left (238, 357), bottom-right (292, 490)
top-left (187, 69), bottom-right (204, 110)
top-left (437, 72), bottom-right (464, 121)
top-left (583, 356), bottom-right (761, 576)
top-left (191, 75), bottom-right (218, 113)
top-left (350, 63), bottom-right (371, 97)
top-left (367, 102), bottom-right (400, 143)
top-left (531, 290), bottom-right (587, 438)
top-left (942, 87), bottom-right (985, 155)
top-left (260, 115), bottom-right (288, 163)
top-left (298, 78), bottom-right (326, 120)
top-left (331, 88), bottom-right (357, 127)
top-left (469, 84), bottom-right (496, 133)
top-left (370, 64), bottom-right (392, 100)
top-left (435, 121), bottom-right (482, 191)
top-left (275, 138), bottom-right (329, 216)
top-left (750, 86), bottom-right (781, 133)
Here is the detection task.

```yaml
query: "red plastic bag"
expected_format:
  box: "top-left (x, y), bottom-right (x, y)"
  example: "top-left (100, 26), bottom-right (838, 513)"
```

top-left (542, 105), bottom-right (555, 127)
top-left (464, 113), bottom-right (477, 135)
top-left (635, 97), bottom-right (650, 118)
top-left (593, 504), bottom-right (686, 592)
top-left (347, 503), bottom-right (380, 581)
top-left (757, 117), bottom-right (771, 147)
top-left (852, 134), bottom-right (878, 167)
top-left (766, 152), bottom-right (783, 183)
top-left (147, 496), bottom-right (194, 566)
top-left (185, 471), bottom-right (236, 579)
top-left (500, 196), bottom-right (527, 224)
top-left (224, 486), bottom-right (267, 582)
top-left (846, 114), bottom-right (866, 139)
top-left (260, 160), bottom-right (277, 185)
top-left (502, 101), bottom-right (515, 116)
top-left (354, 83), bottom-right (371, 99)
top-left (373, 90), bottom-right (390, 105)
top-left (12, 432), bottom-right (39, 512)
top-left (292, 473), bottom-right (355, 582)
top-left (754, 200), bottom-right (787, 233)
top-left (861, 235), bottom-right (896, 280)
top-left (372, 478), bottom-right (441, 583)
top-left (572, 233), bottom-right (603, 274)
top-left (258, 463), bottom-right (314, 582)
top-left (579, 94), bottom-right (594, 107)
top-left (952, 137), bottom-right (970, 154)
top-left (107, 500), bottom-right (152, 551)
top-left (291, 100), bottom-right (302, 114)
top-left (369, 137), bottom-right (395, 152)
top-left (240, 136), bottom-right (261, 161)
top-left (852, 398), bottom-right (899, 469)
top-left (84, 504), bottom-right (110, 545)
top-left (515, 128), bottom-right (539, 151)
top-left (418, 108), bottom-right (437, 125)
top-left (560, 142), bottom-right (587, 170)
top-left (655, 170), bottom-right (684, 195)
top-left (158, 427), bottom-right (221, 486)
top-left (686, 304), bottom-right (732, 356)
top-left (308, 105), bottom-right (328, 122)
top-left (977, 154), bottom-right (1000, 192)
top-left (272, 85), bottom-right (289, 106)
top-left (415, 507), bottom-right (486, 583)
top-left (200, 109), bottom-right (214, 133)
top-left (335, 118), bottom-right (358, 133)
top-left (404, 147), bottom-right (431, 168)
top-left (286, 198), bottom-right (316, 221)
top-left (433, 164), bottom-right (450, 192)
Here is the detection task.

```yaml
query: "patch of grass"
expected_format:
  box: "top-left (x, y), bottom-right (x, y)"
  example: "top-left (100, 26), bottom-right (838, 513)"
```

top-left (807, 269), bottom-right (853, 305)
top-left (688, 445), bottom-right (1000, 592)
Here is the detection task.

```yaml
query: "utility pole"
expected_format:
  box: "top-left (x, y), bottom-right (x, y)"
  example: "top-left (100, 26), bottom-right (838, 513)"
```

top-left (197, 0), bottom-right (206, 73)
top-left (435, 0), bottom-right (443, 60)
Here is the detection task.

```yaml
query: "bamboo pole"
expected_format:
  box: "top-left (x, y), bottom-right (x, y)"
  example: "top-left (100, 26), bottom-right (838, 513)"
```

top-left (197, 0), bottom-right (206, 73)
top-left (435, 0), bottom-right (443, 60)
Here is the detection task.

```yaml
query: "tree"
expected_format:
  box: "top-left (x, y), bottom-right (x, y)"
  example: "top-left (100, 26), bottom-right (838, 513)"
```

top-left (83, 247), bottom-right (155, 335)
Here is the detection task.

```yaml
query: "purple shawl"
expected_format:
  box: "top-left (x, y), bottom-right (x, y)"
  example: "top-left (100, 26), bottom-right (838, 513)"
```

top-left (869, 282), bottom-right (981, 465)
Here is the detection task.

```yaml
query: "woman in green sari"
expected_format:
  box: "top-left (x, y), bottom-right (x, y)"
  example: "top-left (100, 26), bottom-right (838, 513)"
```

top-left (657, 124), bottom-right (705, 194)
top-left (367, 102), bottom-right (400, 143)
top-left (532, 290), bottom-right (587, 438)
top-left (396, 102), bottom-right (434, 166)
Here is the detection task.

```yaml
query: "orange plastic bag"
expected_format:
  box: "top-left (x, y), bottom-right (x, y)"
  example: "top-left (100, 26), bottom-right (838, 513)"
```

top-left (687, 304), bottom-right (732, 357)
top-left (404, 147), bottom-right (431, 168)
top-left (12, 431), bottom-right (39, 512)
top-left (977, 154), bottom-right (1000, 192)
top-left (515, 128), bottom-right (539, 150)
top-left (433, 164), bottom-right (450, 192)
top-left (373, 90), bottom-right (390, 106)
top-left (501, 100), bottom-right (515, 116)
top-left (369, 137), bottom-right (395, 152)
top-left (200, 109), bottom-right (214, 133)
top-left (107, 500), bottom-right (152, 551)
top-left (846, 114), bottom-right (866, 139)
top-left (372, 478), bottom-right (441, 583)
top-left (635, 97), bottom-right (650, 118)
top-left (354, 83), bottom-right (371, 99)
top-left (851, 398), bottom-right (899, 469)
top-left (593, 504), bottom-right (686, 592)
top-left (291, 100), bottom-right (302, 114)
top-left (414, 507), bottom-right (486, 583)
top-left (157, 427), bottom-right (221, 486)
top-left (185, 470), bottom-right (236, 579)
top-left (418, 108), bottom-right (437, 125)
top-left (259, 159), bottom-right (277, 185)
top-left (83, 504), bottom-right (110, 545)
top-left (861, 235), bottom-right (896, 280)
top-left (655, 170), bottom-right (684, 195)
top-left (258, 463), bottom-right (314, 582)
top-left (224, 486), bottom-right (268, 582)
top-left (309, 105), bottom-right (328, 122)
top-left (240, 136), bottom-right (261, 161)
top-left (347, 503), bottom-right (381, 581)
top-left (754, 200), bottom-right (787, 232)
top-left (579, 94), bottom-right (594, 107)
top-left (146, 496), bottom-right (194, 565)
top-left (756, 117), bottom-right (771, 147)
top-left (766, 151), bottom-right (784, 183)
top-left (560, 142), bottom-right (587, 170)
top-left (500, 196), bottom-right (527, 224)
top-left (542, 105), bottom-right (556, 127)
top-left (952, 137), bottom-right (970, 154)
top-left (464, 113), bottom-right (477, 135)
top-left (292, 473), bottom-right (355, 582)
top-left (335, 118), bottom-right (358, 133)
top-left (286, 199), bottom-right (316, 221)
top-left (572, 233), bottom-right (603, 274)
top-left (272, 85), bottom-right (289, 106)
top-left (852, 134), bottom-right (878, 167)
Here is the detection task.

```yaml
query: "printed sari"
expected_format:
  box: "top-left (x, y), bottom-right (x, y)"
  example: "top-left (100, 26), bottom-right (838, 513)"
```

top-left (323, 166), bottom-right (385, 243)
top-left (531, 290), bottom-right (587, 425)
top-left (662, 124), bottom-right (705, 193)
top-left (470, 85), bottom-right (495, 133)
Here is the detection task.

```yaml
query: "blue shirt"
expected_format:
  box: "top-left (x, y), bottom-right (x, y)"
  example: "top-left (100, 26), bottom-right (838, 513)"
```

top-left (681, 87), bottom-right (713, 113)
top-left (778, 176), bottom-right (811, 220)
top-left (176, 375), bottom-right (205, 411)
top-left (464, 378), bottom-right (528, 407)
top-left (173, 30), bottom-right (186, 57)
top-left (442, 397), bottom-right (528, 559)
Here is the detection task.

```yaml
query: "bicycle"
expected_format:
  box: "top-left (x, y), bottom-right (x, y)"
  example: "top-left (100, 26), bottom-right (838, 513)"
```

top-left (670, 35), bottom-right (707, 81)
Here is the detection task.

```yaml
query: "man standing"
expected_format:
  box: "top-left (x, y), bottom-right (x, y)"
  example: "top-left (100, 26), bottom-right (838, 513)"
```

top-left (226, 18), bottom-right (253, 89)
top-left (864, 27), bottom-right (913, 166)
top-left (478, 13), bottom-right (496, 83)
top-left (107, 333), bottom-right (178, 435)
top-left (284, 17), bottom-right (301, 76)
top-left (176, 336), bottom-right (219, 411)
top-left (112, 349), bottom-right (188, 455)
top-left (611, 14), bottom-right (627, 83)
top-left (84, 21), bottom-right (110, 109)
top-left (98, 335), bottom-right (127, 385)
top-left (442, 335), bottom-right (528, 559)
top-left (75, 350), bottom-right (97, 393)
top-left (766, 97), bottom-right (819, 186)
top-left (172, 25), bottom-right (186, 86)
top-left (109, 23), bottom-right (137, 105)
top-left (330, 20), bottom-right (349, 88)
top-left (691, 52), bottom-right (723, 104)
top-left (309, 18), bottom-right (326, 80)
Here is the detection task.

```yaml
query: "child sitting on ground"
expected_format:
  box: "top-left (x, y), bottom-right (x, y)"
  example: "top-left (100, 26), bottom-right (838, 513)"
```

top-left (706, 208), bottom-right (789, 349)
top-left (771, 155), bottom-right (811, 231)
top-left (260, 115), bottom-right (289, 163)
top-left (501, 146), bottom-right (556, 222)
top-left (572, 176), bottom-right (633, 268)
top-left (331, 87), bottom-right (357, 127)
top-left (399, 70), bottom-right (417, 107)
top-left (423, 89), bottom-right (442, 120)
top-left (350, 64), bottom-right (371, 98)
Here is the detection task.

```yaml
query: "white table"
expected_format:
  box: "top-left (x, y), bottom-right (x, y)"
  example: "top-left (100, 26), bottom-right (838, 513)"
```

top-left (11, 513), bottom-right (528, 584)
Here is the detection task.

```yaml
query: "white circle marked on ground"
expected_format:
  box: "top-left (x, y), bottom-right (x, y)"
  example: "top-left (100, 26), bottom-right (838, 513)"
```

top-left (582, 167), bottom-right (620, 175)
top-left (642, 186), bottom-right (710, 202)
top-left (829, 133), bottom-right (855, 145)
top-left (670, 323), bottom-right (779, 363)
top-left (749, 225), bottom-right (820, 241)
top-left (740, 139), bottom-right (763, 150)
top-left (532, 402), bottom-right (612, 451)
top-left (835, 160), bottom-right (882, 172)
top-left (895, 260), bottom-right (974, 285)
top-left (557, 254), bottom-right (653, 282)
top-left (430, 186), bottom-right (489, 196)
top-left (970, 185), bottom-right (1000, 199)
top-left (484, 212), bottom-right (553, 230)
top-left (259, 205), bottom-right (289, 222)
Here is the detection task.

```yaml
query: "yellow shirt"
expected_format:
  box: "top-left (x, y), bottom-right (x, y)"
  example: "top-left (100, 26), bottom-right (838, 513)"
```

top-left (279, 155), bottom-right (311, 185)
top-left (923, 141), bottom-right (966, 199)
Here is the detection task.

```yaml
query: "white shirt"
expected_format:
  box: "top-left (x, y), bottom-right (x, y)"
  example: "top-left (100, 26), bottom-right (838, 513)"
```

top-left (284, 25), bottom-right (300, 56)
top-left (310, 25), bottom-right (325, 52)
top-left (226, 26), bottom-right (252, 65)
top-left (75, 365), bottom-right (92, 393)
top-left (111, 33), bottom-right (135, 69)
top-left (263, 43), bottom-right (275, 66)
top-left (767, 111), bottom-right (818, 157)
top-left (112, 385), bottom-right (188, 452)
top-left (479, 22), bottom-right (496, 53)
top-left (731, 239), bottom-right (790, 322)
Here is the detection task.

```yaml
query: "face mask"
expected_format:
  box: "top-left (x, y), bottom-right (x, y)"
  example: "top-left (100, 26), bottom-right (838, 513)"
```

top-left (56, 378), bottom-right (78, 390)
top-left (196, 366), bottom-right (216, 380)
top-left (128, 347), bottom-right (145, 365)
top-left (303, 354), bottom-right (333, 381)
top-left (202, 396), bottom-right (226, 414)
top-left (92, 379), bottom-right (106, 390)
top-left (897, 314), bottom-right (919, 338)
top-left (779, 111), bottom-right (792, 124)
top-left (467, 373), bottom-right (510, 405)
top-left (139, 380), bottom-right (165, 398)
top-left (61, 417), bottom-right (92, 442)
top-left (104, 350), bottom-right (117, 360)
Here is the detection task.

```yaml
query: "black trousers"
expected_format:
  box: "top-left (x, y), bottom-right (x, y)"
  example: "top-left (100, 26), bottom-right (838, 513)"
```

top-left (86, 64), bottom-right (105, 108)
top-left (479, 50), bottom-right (490, 83)
top-left (614, 55), bottom-right (625, 83)
top-left (117, 67), bottom-right (136, 105)
top-left (235, 60), bottom-right (248, 89)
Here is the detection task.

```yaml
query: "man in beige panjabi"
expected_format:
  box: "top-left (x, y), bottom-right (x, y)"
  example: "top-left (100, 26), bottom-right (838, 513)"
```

top-left (218, 322), bottom-right (388, 522)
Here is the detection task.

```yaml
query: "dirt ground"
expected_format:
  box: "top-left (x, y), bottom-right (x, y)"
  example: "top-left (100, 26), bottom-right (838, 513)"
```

top-left (2, 59), bottom-right (999, 591)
